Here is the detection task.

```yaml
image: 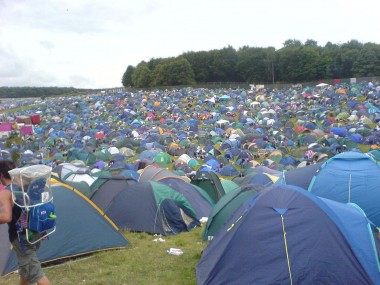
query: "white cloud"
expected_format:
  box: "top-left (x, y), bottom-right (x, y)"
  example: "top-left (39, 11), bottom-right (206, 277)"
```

top-left (0, 0), bottom-right (379, 89)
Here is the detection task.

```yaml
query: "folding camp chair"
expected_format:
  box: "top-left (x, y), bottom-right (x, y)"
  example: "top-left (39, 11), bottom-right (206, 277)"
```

top-left (9, 165), bottom-right (56, 244)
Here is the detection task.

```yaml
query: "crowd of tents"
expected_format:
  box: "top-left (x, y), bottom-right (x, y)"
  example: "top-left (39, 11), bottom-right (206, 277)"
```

top-left (2, 80), bottom-right (380, 283)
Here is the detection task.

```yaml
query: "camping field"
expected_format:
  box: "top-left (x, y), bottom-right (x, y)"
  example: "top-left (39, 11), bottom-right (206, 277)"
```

top-left (1, 227), bottom-right (206, 285)
top-left (2, 83), bottom-right (380, 283)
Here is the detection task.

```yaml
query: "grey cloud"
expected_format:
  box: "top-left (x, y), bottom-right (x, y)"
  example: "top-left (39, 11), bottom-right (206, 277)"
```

top-left (1, 1), bottom-right (160, 35)
top-left (39, 41), bottom-right (55, 51)
top-left (1, 1), bottom-right (105, 34)
top-left (0, 44), bottom-right (57, 87)
top-left (68, 74), bottom-right (92, 88)
top-left (0, 46), bottom-right (28, 79)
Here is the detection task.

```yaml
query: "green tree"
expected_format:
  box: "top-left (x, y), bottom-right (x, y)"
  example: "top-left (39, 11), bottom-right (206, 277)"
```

top-left (282, 39), bottom-right (302, 48)
top-left (122, 38), bottom-right (380, 87)
top-left (11, 150), bottom-right (21, 166)
top-left (182, 51), bottom-right (213, 83)
top-left (352, 43), bottom-right (380, 77)
top-left (277, 42), bottom-right (301, 82)
top-left (304, 39), bottom-right (318, 47)
top-left (278, 40), bottom-right (320, 82)
top-left (337, 40), bottom-right (363, 78)
top-left (319, 42), bottom-right (341, 78)
top-left (0, 87), bottom-right (84, 98)
top-left (153, 58), bottom-right (195, 86)
top-left (147, 57), bottom-right (169, 71)
top-left (121, 65), bottom-right (135, 87)
top-left (299, 45), bottom-right (321, 81)
top-left (210, 46), bottom-right (239, 82)
top-left (132, 62), bottom-right (153, 88)
top-left (6, 131), bottom-right (19, 148)
top-left (237, 46), bottom-right (275, 83)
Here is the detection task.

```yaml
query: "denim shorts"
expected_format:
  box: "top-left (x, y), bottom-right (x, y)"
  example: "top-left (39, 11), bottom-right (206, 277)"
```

top-left (12, 238), bottom-right (45, 283)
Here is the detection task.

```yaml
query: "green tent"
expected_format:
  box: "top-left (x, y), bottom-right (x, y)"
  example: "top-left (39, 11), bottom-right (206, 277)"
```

top-left (89, 171), bottom-right (113, 192)
top-left (61, 179), bottom-right (93, 198)
top-left (191, 171), bottom-right (225, 204)
top-left (335, 112), bottom-right (349, 121)
top-left (67, 148), bottom-right (96, 166)
top-left (188, 158), bottom-right (199, 168)
top-left (0, 182), bottom-right (129, 276)
top-left (369, 149), bottom-right (380, 161)
top-left (268, 150), bottom-right (283, 164)
top-left (179, 138), bottom-right (191, 148)
top-left (220, 179), bottom-right (240, 194)
top-left (93, 150), bottom-right (111, 162)
top-left (211, 136), bottom-right (223, 143)
top-left (153, 152), bottom-right (172, 168)
top-left (202, 184), bottom-right (262, 241)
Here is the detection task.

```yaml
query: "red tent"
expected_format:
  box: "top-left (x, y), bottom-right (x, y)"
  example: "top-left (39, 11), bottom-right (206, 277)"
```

top-left (295, 126), bottom-right (309, 133)
top-left (30, 114), bottom-right (40, 124)
top-left (95, 131), bottom-right (105, 139)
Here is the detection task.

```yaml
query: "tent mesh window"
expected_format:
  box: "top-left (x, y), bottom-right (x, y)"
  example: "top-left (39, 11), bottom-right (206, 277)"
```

top-left (160, 210), bottom-right (173, 234)
top-left (179, 208), bottom-right (195, 227)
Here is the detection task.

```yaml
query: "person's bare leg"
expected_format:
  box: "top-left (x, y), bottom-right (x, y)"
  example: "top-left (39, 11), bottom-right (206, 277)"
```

top-left (37, 275), bottom-right (51, 285)
top-left (20, 275), bottom-right (28, 285)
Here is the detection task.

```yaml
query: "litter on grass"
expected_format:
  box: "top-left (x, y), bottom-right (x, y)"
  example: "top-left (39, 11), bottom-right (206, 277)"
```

top-left (167, 248), bottom-right (183, 256)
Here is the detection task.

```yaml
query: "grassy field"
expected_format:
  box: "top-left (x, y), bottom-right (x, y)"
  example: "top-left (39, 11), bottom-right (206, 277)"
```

top-left (1, 227), bottom-right (207, 285)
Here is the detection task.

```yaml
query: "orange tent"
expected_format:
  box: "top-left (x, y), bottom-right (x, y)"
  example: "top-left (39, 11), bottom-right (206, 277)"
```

top-left (336, 89), bottom-right (346, 94)
top-left (198, 113), bottom-right (212, 120)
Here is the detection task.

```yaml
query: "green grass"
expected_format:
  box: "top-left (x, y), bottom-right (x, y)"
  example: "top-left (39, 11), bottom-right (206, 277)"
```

top-left (1, 227), bottom-right (207, 285)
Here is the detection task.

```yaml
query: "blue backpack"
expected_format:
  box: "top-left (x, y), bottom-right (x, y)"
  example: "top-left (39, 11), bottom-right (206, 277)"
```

top-left (28, 201), bottom-right (56, 233)
top-left (15, 177), bottom-right (57, 244)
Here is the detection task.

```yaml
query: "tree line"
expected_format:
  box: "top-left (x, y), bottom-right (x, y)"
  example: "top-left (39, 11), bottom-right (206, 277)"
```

top-left (121, 39), bottom-right (380, 88)
top-left (0, 87), bottom-right (95, 99)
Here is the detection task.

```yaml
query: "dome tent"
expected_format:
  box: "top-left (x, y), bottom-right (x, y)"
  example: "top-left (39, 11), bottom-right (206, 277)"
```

top-left (308, 151), bottom-right (380, 227)
top-left (91, 181), bottom-right (200, 235)
top-left (1, 182), bottom-right (129, 276)
top-left (197, 184), bottom-right (380, 284)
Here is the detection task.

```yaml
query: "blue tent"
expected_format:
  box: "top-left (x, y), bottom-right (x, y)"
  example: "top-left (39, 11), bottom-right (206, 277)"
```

top-left (218, 165), bottom-right (239, 177)
top-left (198, 165), bottom-right (214, 172)
top-left (158, 177), bottom-right (214, 218)
top-left (277, 162), bottom-right (324, 190)
top-left (138, 149), bottom-right (160, 160)
top-left (219, 95), bottom-right (231, 101)
top-left (330, 127), bottom-right (347, 137)
top-left (91, 181), bottom-right (200, 235)
top-left (308, 151), bottom-right (380, 227)
top-left (196, 184), bottom-right (380, 284)
top-left (349, 133), bottom-right (365, 144)
top-left (1, 182), bottom-right (129, 276)
top-left (234, 172), bottom-right (277, 187)
top-left (279, 155), bottom-right (298, 166)
top-left (220, 139), bottom-right (240, 150)
top-left (204, 159), bottom-right (221, 171)
top-left (223, 149), bottom-right (235, 160)
top-left (118, 169), bottom-right (140, 181)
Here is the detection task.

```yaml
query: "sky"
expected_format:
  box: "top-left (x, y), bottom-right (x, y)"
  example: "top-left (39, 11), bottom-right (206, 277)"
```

top-left (1, 0), bottom-right (379, 89)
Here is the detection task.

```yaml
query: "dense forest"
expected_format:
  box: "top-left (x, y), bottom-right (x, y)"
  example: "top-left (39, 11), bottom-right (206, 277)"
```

top-left (122, 39), bottom-right (380, 88)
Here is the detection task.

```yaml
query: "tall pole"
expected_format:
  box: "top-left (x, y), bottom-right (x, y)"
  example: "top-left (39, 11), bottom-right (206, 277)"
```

top-left (272, 58), bottom-right (275, 86)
